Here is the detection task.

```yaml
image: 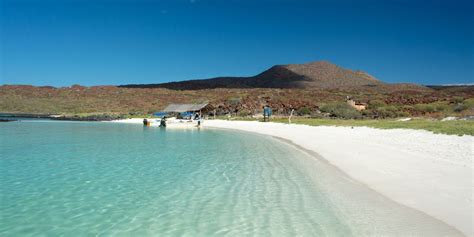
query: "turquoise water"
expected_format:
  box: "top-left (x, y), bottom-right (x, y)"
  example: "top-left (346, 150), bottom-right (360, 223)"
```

top-left (0, 121), bottom-right (461, 236)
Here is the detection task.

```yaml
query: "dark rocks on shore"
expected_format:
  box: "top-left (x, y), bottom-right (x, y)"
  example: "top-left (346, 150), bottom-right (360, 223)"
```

top-left (0, 113), bottom-right (125, 121)
top-left (0, 118), bottom-right (16, 122)
top-left (51, 114), bottom-right (125, 121)
top-left (0, 113), bottom-right (53, 119)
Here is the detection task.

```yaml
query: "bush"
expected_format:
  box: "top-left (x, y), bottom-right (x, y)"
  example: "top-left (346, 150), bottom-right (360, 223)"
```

top-left (376, 107), bottom-right (397, 118)
top-left (383, 106), bottom-right (399, 112)
top-left (238, 110), bottom-right (252, 117)
top-left (396, 111), bottom-right (410, 117)
top-left (463, 98), bottom-right (474, 107)
top-left (425, 105), bottom-right (435, 113)
top-left (368, 99), bottom-right (386, 109)
top-left (433, 103), bottom-right (449, 112)
top-left (361, 108), bottom-right (372, 114)
top-left (453, 104), bottom-right (467, 112)
top-left (297, 107), bottom-right (311, 115)
top-left (414, 104), bottom-right (435, 113)
top-left (453, 96), bottom-right (464, 104)
top-left (227, 97), bottom-right (242, 105)
top-left (320, 103), bottom-right (362, 119)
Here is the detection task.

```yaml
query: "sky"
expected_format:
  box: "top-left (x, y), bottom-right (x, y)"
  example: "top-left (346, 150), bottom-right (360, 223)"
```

top-left (1, 0), bottom-right (473, 86)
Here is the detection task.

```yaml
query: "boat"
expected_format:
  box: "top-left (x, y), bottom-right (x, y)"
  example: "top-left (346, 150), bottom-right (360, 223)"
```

top-left (159, 117), bottom-right (203, 128)
top-left (148, 103), bottom-right (209, 129)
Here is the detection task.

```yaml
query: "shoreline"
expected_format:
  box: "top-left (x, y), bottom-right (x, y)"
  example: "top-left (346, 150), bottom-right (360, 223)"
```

top-left (110, 118), bottom-right (473, 236)
top-left (269, 133), bottom-right (464, 236)
top-left (0, 113), bottom-right (124, 121)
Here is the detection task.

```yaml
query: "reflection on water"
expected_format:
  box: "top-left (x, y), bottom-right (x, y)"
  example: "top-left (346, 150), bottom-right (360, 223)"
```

top-left (0, 121), bottom-right (462, 236)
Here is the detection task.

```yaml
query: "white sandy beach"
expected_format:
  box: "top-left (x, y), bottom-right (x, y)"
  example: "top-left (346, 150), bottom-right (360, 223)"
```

top-left (111, 118), bottom-right (473, 236)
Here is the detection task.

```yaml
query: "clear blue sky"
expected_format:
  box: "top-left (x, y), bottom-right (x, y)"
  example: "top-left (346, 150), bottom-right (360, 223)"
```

top-left (1, 0), bottom-right (473, 86)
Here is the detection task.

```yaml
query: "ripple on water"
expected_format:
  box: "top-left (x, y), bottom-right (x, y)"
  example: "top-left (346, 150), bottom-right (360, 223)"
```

top-left (0, 122), bottom-right (463, 236)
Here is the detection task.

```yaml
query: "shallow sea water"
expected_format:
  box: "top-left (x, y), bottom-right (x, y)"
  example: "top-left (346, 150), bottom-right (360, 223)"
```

top-left (0, 121), bottom-right (461, 236)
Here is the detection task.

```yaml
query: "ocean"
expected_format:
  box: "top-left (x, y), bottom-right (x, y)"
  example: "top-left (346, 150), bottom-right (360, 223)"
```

top-left (0, 121), bottom-right (460, 236)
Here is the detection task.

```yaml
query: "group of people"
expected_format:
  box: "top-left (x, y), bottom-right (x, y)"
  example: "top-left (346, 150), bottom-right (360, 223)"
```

top-left (142, 112), bottom-right (202, 127)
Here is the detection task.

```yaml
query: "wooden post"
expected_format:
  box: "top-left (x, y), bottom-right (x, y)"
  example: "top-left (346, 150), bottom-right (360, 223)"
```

top-left (289, 109), bottom-right (294, 124)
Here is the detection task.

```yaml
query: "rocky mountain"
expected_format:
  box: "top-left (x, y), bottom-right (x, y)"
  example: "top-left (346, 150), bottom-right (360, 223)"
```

top-left (120, 61), bottom-right (383, 90)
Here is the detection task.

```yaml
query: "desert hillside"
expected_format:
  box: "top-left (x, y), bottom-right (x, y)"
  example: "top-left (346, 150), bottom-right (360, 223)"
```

top-left (120, 61), bottom-right (406, 90)
top-left (1, 84), bottom-right (472, 119)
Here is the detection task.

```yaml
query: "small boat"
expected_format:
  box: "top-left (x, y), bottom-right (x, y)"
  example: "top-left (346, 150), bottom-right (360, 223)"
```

top-left (149, 103), bottom-right (209, 129)
top-left (158, 117), bottom-right (203, 129)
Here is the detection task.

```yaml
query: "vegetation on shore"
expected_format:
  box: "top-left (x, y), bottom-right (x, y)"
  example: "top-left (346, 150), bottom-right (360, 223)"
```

top-left (270, 118), bottom-right (474, 136)
top-left (215, 116), bottom-right (474, 136)
top-left (1, 85), bottom-right (473, 118)
top-left (1, 85), bottom-right (473, 135)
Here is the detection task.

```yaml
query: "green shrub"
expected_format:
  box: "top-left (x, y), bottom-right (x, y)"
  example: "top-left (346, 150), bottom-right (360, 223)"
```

top-left (414, 104), bottom-right (435, 113)
top-left (396, 111), bottom-right (410, 117)
top-left (238, 110), bottom-right (252, 117)
top-left (383, 106), bottom-right (399, 112)
top-left (361, 109), bottom-right (374, 116)
top-left (434, 103), bottom-right (449, 112)
top-left (463, 98), bottom-right (474, 107)
top-left (371, 105), bottom-right (402, 118)
top-left (320, 103), bottom-right (362, 119)
top-left (297, 107), bottom-right (311, 115)
top-left (425, 105), bottom-right (435, 112)
top-left (453, 96), bottom-right (464, 104)
top-left (368, 99), bottom-right (386, 109)
top-left (376, 107), bottom-right (397, 118)
top-left (453, 104), bottom-right (467, 112)
top-left (227, 97), bottom-right (242, 105)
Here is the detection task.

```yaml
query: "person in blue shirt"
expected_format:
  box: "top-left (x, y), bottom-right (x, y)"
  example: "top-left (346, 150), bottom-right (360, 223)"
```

top-left (263, 106), bottom-right (272, 122)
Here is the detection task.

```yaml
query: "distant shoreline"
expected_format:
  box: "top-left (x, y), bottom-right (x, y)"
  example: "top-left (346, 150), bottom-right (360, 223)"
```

top-left (0, 113), bottom-right (123, 121)
top-left (0, 113), bottom-right (54, 118)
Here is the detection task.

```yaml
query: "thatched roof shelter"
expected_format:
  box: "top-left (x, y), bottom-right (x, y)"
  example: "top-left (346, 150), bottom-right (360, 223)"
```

top-left (162, 103), bottom-right (209, 113)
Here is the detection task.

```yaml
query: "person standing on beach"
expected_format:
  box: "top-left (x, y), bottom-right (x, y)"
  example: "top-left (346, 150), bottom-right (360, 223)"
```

top-left (263, 106), bottom-right (272, 122)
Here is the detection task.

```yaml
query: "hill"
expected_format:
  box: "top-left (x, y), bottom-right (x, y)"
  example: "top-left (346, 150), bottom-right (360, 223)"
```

top-left (2, 62), bottom-right (471, 119)
top-left (120, 61), bottom-right (385, 90)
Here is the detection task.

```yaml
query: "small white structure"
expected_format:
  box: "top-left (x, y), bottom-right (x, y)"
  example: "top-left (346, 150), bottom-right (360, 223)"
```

top-left (346, 97), bottom-right (367, 111)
